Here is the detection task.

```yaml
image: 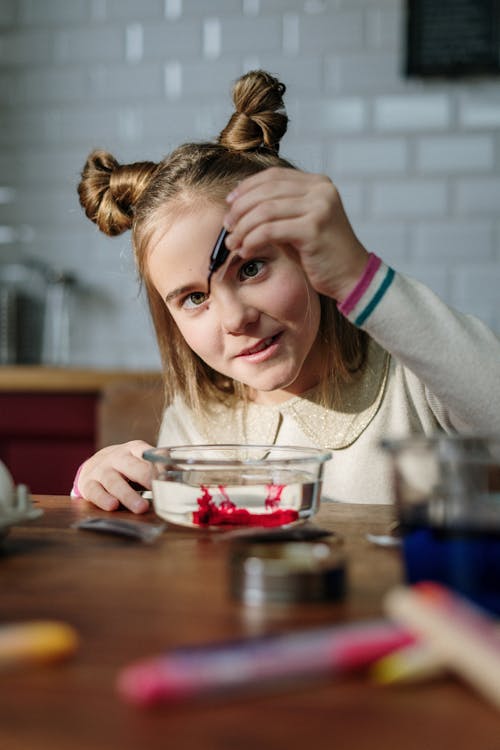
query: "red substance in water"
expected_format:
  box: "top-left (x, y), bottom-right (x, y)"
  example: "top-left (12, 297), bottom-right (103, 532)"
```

top-left (265, 483), bottom-right (284, 510)
top-left (192, 484), bottom-right (298, 527)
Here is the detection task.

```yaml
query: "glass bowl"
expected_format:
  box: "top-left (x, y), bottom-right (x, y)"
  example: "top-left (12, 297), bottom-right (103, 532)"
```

top-left (143, 444), bottom-right (332, 530)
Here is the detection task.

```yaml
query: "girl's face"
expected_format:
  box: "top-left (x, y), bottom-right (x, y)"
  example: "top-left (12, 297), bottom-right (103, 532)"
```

top-left (147, 204), bottom-right (322, 405)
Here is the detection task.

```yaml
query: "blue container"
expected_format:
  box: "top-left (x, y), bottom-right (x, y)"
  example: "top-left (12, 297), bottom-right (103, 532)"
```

top-left (382, 435), bottom-right (500, 615)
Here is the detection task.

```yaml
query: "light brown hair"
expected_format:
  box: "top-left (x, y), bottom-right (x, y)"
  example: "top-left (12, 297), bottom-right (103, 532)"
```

top-left (78, 70), bottom-right (367, 415)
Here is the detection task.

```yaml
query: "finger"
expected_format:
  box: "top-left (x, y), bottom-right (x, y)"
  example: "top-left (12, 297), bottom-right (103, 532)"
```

top-left (226, 167), bottom-right (308, 205)
top-left (226, 197), bottom-right (310, 252)
top-left (111, 452), bottom-right (153, 491)
top-left (87, 473), bottom-right (150, 514)
top-left (233, 215), bottom-right (312, 256)
top-left (96, 441), bottom-right (154, 490)
top-left (80, 479), bottom-right (121, 512)
top-left (225, 177), bottom-right (308, 231)
top-left (124, 440), bottom-right (154, 459)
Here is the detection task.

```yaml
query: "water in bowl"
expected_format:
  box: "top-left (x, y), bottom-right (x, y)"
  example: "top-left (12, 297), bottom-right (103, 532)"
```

top-left (152, 468), bottom-right (320, 529)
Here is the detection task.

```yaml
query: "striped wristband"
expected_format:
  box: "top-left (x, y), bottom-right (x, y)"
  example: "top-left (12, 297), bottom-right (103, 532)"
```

top-left (337, 253), bottom-right (395, 327)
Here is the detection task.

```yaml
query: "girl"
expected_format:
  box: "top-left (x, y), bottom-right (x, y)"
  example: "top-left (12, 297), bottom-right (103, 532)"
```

top-left (74, 70), bottom-right (500, 513)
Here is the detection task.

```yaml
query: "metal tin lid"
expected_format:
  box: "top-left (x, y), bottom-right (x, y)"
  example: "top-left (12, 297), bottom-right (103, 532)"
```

top-left (229, 539), bottom-right (346, 605)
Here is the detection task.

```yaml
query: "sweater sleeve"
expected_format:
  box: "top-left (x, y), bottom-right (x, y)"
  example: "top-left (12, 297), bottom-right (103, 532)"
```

top-left (338, 259), bottom-right (500, 434)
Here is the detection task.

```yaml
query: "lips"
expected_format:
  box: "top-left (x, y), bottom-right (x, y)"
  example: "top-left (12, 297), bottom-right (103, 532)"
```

top-left (237, 333), bottom-right (281, 358)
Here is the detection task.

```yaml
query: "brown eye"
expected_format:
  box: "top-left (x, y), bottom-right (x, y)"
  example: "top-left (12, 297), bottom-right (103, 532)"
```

top-left (183, 291), bottom-right (207, 309)
top-left (240, 260), bottom-right (264, 280)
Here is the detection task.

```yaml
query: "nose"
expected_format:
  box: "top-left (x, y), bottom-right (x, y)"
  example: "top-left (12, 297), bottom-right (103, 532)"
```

top-left (214, 289), bottom-right (260, 335)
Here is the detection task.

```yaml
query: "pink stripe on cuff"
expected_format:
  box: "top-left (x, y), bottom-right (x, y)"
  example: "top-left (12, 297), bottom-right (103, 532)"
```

top-left (71, 464), bottom-right (84, 498)
top-left (337, 253), bottom-right (382, 316)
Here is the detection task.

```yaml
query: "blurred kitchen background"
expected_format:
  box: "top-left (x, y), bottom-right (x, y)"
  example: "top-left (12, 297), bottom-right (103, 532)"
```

top-left (0, 0), bottom-right (499, 370)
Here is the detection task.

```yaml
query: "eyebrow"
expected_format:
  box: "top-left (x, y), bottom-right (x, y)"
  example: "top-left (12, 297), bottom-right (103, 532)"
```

top-left (164, 284), bottom-right (197, 305)
top-left (164, 252), bottom-right (244, 305)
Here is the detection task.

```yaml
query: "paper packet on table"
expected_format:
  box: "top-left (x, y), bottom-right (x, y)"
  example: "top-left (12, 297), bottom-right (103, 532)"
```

top-left (73, 517), bottom-right (165, 544)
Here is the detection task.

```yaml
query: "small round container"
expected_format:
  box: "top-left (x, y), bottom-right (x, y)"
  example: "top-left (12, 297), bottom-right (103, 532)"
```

top-left (144, 444), bottom-right (332, 530)
top-left (229, 540), bottom-right (346, 605)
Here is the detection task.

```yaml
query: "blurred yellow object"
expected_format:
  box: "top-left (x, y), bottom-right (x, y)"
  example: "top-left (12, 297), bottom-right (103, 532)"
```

top-left (371, 641), bottom-right (446, 685)
top-left (0, 621), bottom-right (79, 669)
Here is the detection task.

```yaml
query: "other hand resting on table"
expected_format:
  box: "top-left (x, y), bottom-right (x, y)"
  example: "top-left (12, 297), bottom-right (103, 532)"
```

top-left (71, 440), bottom-right (152, 514)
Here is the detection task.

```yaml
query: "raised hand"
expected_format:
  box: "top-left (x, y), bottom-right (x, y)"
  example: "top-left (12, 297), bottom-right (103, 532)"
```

top-left (224, 167), bottom-right (370, 302)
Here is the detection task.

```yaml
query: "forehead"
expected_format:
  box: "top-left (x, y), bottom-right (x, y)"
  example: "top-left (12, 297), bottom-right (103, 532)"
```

top-left (148, 200), bottom-right (224, 253)
top-left (146, 202), bottom-right (225, 291)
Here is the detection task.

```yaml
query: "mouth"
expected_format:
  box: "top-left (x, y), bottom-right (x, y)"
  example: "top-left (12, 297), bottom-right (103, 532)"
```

top-left (237, 333), bottom-right (282, 358)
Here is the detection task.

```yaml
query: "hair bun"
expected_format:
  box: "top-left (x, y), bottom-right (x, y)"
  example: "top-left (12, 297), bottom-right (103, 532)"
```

top-left (218, 70), bottom-right (288, 153)
top-left (77, 150), bottom-right (158, 237)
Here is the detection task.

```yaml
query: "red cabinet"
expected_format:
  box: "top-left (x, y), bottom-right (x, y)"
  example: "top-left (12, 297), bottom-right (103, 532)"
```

top-left (0, 367), bottom-right (162, 495)
top-left (0, 392), bottom-right (98, 494)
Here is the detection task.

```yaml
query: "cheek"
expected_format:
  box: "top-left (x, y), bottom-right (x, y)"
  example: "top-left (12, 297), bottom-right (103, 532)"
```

top-left (273, 275), bottom-right (320, 330)
top-left (172, 314), bottom-right (220, 359)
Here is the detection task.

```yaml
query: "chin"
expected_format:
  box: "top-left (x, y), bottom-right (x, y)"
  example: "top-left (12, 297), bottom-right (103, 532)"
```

top-left (245, 371), bottom-right (302, 394)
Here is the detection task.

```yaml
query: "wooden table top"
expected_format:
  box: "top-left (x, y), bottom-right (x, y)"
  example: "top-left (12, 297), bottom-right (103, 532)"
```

top-left (1, 496), bottom-right (499, 750)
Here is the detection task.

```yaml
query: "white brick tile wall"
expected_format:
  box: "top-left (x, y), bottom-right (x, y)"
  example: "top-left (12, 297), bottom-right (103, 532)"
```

top-left (125, 23), bottom-right (144, 62)
top-left (0, 110), bottom-right (64, 146)
top-left (456, 178), bottom-right (500, 215)
top-left (244, 56), bottom-right (323, 92)
top-left (19, 0), bottom-right (89, 25)
top-left (164, 60), bottom-right (182, 98)
top-left (217, 15), bottom-right (282, 55)
top-left (53, 26), bottom-right (125, 63)
top-left (332, 180), bottom-right (365, 219)
top-left (413, 221), bottom-right (494, 263)
top-left (0, 188), bottom-right (78, 226)
top-left (243, 0), bottom-right (260, 16)
top-left (164, 0), bottom-right (182, 21)
top-left (105, 0), bottom-right (164, 21)
top-left (0, 29), bottom-right (53, 64)
top-left (203, 17), bottom-right (221, 59)
top-left (8, 67), bottom-right (88, 105)
top-left (142, 19), bottom-right (202, 58)
top-left (365, 6), bottom-right (403, 49)
top-left (355, 221), bottom-right (409, 266)
top-left (0, 0), bottom-right (498, 369)
top-left (282, 13), bottom-right (299, 56)
top-left (459, 93), bottom-right (500, 129)
top-left (374, 94), bottom-right (451, 131)
top-left (0, 149), bottom-right (85, 186)
top-left (176, 0), bottom-right (241, 15)
top-left (371, 180), bottom-right (448, 218)
top-left (90, 0), bottom-right (107, 23)
top-left (0, 0), bottom-right (16, 26)
top-left (326, 51), bottom-right (405, 93)
top-left (173, 59), bottom-right (241, 96)
top-left (495, 222), bottom-right (500, 258)
top-left (55, 107), bottom-right (130, 145)
top-left (281, 138), bottom-right (326, 173)
top-left (416, 135), bottom-right (495, 174)
top-left (89, 63), bottom-right (163, 100)
top-left (298, 10), bottom-right (364, 53)
top-left (452, 264), bottom-right (500, 329)
top-left (329, 136), bottom-right (408, 175)
top-left (292, 98), bottom-right (366, 134)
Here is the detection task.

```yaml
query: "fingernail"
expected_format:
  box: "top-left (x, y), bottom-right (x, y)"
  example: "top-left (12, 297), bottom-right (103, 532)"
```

top-left (226, 190), bottom-right (236, 203)
top-left (224, 233), bottom-right (235, 249)
top-left (132, 498), bottom-right (149, 514)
